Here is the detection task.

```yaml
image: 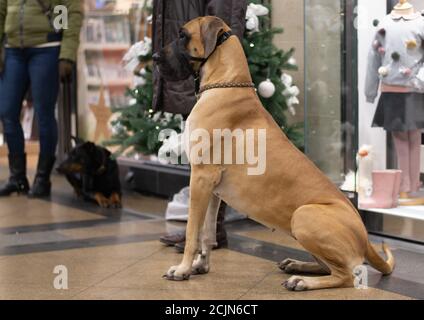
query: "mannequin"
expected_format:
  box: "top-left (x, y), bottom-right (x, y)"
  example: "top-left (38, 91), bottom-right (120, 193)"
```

top-left (365, 0), bottom-right (424, 205)
top-left (393, 0), bottom-right (415, 16)
top-left (393, 1), bottom-right (422, 203)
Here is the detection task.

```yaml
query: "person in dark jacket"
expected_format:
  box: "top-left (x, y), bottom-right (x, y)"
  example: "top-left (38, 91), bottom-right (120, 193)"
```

top-left (152, 0), bottom-right (247, 116)
top-left (154, 0), bottom-right (247, 252)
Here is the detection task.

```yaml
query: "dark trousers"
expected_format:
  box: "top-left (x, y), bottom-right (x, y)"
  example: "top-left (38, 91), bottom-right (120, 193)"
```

top-left (0, 47), bottom-right (60, 156)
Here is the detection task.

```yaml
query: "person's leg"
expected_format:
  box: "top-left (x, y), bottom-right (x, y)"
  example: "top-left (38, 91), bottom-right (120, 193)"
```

top-left (408, 130), bottom-right (422, 193)
top-left (27, 47), bottom-right (60, 198)
top-left (174, 201), bottom-right (228, 253)
top-left (0, 48), bottom-right (30, 196)
top-left (392, 131), bottom-right (411, 193)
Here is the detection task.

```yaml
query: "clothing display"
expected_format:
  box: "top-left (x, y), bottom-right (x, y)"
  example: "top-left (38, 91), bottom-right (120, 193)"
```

top-left (372, 92), bottom-right (424, 131)
top-left (366, 9), bottom-right (424, 197)
top-left (366, 12), bottom-right (424, 103)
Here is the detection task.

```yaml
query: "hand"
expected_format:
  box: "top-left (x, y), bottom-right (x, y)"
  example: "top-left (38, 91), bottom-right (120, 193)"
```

top-left (59, 59), bottom-right (74, 82)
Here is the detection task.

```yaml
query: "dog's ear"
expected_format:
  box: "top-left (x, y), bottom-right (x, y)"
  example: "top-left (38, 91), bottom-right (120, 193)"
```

top-left (201, 17), bottom-right (227, 58)
top-left (82, 142), bottom-right (97, 155)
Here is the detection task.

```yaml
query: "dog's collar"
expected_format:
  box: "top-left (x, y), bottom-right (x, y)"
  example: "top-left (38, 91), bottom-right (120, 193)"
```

top-left (198, 82), bottom-right (256, 95)
top-left (216, 31), bottom-right (232, 47)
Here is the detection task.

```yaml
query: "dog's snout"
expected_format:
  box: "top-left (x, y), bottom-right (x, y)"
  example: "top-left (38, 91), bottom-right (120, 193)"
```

top-left (152, 53), bottom-right (162, 62)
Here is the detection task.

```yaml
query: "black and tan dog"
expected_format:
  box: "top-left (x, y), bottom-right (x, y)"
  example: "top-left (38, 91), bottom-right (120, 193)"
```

top-left (153, 16), bottom-right (394, 291)
top-left (57, 139), bottom-right (122, 208)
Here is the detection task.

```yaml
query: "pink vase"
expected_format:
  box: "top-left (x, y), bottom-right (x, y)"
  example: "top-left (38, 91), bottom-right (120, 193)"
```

top-left (360, 170), bottom-right (398, 209)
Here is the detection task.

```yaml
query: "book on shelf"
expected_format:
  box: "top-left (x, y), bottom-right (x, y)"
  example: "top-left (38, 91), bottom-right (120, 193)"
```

top-left (84, 15), bottom-right (130, 45)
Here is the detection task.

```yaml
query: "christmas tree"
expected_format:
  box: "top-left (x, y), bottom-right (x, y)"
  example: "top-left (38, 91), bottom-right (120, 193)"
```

top-left (244, 1), bottom-right (303, 148)
top-left (105, 0), bottom-right (303, 158)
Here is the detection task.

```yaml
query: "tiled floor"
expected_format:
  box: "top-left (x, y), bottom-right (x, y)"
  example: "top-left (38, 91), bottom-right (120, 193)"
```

top-left (0, 156), bottom-right (423, 300)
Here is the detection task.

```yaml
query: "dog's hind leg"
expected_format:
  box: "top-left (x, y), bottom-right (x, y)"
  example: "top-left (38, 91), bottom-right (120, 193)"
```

top-left (192, 194), bottom-right (221, 275)
top-left (164, 167), bottom-right (223, 281)
top-left (282, 204), bottom-right (366, 291)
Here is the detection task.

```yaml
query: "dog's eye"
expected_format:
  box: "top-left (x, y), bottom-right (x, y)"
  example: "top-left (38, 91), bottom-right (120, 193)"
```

top-left (179, 32), bottom-right (186, 40)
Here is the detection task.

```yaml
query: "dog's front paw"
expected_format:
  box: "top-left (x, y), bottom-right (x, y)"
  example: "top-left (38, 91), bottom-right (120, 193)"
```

top-left (95, 193), bottom-right (110, 208)
top-left (282, 276), bottom-right (307, 291)
top-left (109, 193), bottom-right (122, 209)
top-left (163, 265), bottom-right (191, 281)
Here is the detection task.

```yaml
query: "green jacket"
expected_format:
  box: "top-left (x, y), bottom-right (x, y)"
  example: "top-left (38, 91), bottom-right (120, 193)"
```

top-left (0, 0), bottom-right (83, 62)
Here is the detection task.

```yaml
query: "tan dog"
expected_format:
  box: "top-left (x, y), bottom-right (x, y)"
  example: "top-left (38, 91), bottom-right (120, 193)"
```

top-left (153, 17), bottom-right (395, 291)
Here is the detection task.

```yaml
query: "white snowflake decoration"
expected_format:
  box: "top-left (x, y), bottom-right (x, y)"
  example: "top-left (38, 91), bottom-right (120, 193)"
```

top-left (245, 3), bottom-right (269, 33)
top-left (122, 37), bottom-right (152, 74)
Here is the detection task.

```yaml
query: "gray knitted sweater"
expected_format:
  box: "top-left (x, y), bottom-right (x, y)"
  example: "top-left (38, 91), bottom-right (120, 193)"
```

top-left (365, 12), bottom-right (424, 103)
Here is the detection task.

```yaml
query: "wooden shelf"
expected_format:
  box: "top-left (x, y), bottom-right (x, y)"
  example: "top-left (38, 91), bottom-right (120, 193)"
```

top-left (82, 43), bottom-right (130, 51)
top-left (86, 77), bottom-right (133, 87)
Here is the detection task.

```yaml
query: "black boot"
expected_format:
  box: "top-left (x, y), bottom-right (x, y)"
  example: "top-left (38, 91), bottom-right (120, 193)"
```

top-left (28, 154), bottom-right (56, 198)
top-left (0, 154), bottom-right (30, 197)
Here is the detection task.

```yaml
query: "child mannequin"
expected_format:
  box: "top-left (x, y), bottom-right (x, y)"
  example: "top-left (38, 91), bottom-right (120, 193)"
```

top-left (366, 0), bottom-right (424, 202)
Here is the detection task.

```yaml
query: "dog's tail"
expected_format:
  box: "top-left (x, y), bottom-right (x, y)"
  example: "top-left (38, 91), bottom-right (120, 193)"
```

top-left (365, 241), bottom-right (395, 275)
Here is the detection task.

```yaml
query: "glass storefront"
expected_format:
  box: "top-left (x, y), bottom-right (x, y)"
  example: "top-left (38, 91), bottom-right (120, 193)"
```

top-left (302, 0), bottom-right (424, 243)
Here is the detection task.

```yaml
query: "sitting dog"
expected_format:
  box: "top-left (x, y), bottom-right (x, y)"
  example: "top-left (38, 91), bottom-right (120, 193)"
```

top-left (153, 17), bottom-right (394, 291)
top-left (57, 139), bottom-right (122, 209)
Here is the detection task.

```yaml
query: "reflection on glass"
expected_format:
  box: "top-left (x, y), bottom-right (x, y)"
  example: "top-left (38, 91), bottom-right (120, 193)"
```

top-left (304, 0), bottom-right (345, 184)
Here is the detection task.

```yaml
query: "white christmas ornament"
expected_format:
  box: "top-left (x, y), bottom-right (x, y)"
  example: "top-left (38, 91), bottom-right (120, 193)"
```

top-left (258, 79), bottom-right (276, 98)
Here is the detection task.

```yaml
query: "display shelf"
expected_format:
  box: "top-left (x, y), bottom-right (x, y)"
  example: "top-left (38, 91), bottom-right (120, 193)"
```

top-left (82, 43), bottom-right (131, 51)
top-left (78, 6), bottom-right (134, 143)
top-left (86, 77), bottom-right (133, 87)
top-left (118, 157), bottom-right (191, 198)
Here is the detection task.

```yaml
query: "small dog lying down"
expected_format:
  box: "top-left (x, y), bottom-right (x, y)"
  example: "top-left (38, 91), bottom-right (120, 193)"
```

top-left (57, 139), bottom-right (122, 208)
